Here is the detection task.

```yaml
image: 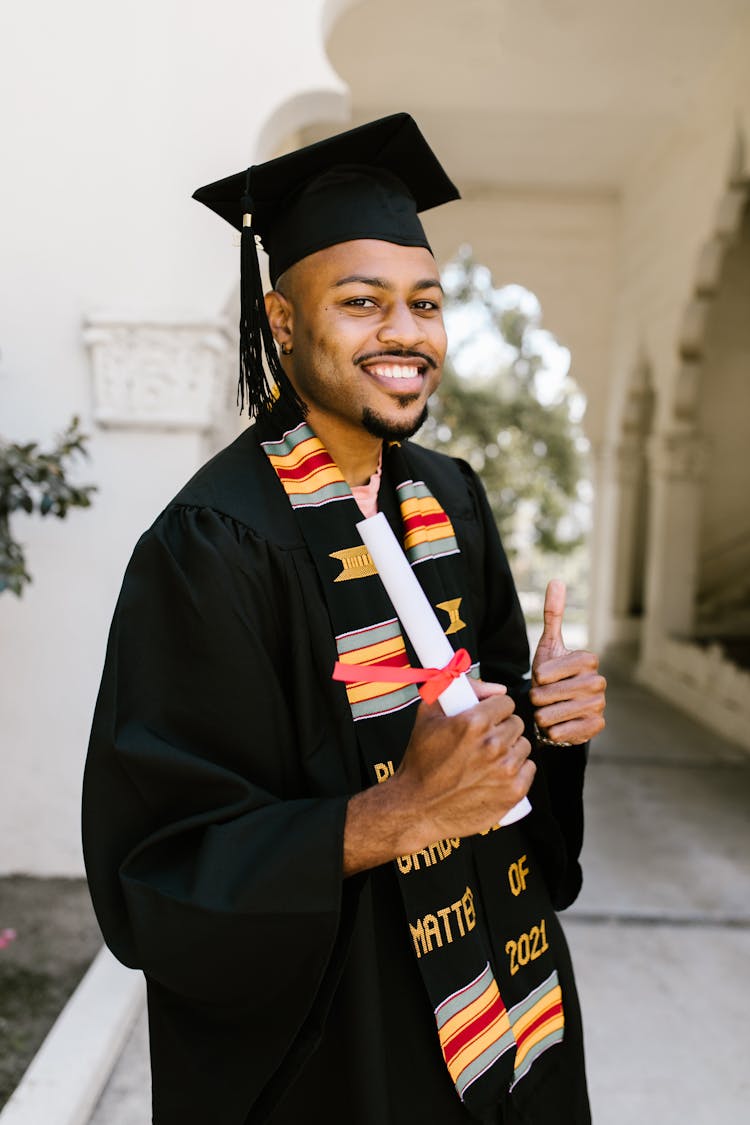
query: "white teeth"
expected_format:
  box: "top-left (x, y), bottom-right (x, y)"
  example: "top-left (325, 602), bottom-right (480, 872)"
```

top-left (367, 364), bottom-right (420, 380)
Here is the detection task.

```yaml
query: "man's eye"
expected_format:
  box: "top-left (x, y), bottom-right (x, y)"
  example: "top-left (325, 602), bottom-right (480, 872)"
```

top-left (413, 300), bottom-right (440, 311)
top-left (345, 297), bottom-right (377, 308)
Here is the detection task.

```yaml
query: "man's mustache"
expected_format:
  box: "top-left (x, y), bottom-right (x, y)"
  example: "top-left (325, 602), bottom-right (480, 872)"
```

top-left (355, 349), bottom-right (438, 369)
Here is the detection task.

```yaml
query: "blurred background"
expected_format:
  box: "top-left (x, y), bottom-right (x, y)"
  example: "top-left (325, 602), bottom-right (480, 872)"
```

top-left (1, 2), bottom-right (749, 1122)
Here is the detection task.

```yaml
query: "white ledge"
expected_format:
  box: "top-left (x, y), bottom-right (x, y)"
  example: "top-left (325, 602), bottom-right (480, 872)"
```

top-left (0, 946), bottom-right (145, 1125)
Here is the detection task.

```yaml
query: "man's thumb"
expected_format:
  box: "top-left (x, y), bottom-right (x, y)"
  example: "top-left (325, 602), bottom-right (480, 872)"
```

top-left (534, 579), bottom-right (567, 664)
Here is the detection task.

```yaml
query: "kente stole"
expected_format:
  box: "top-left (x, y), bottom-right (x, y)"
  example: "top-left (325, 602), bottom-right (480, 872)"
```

top-left (258, 407), bottom-right (566, 1119)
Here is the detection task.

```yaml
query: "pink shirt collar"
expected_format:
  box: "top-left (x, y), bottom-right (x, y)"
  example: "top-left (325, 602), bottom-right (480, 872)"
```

top-left (350, 447), bottom-right (383, 519)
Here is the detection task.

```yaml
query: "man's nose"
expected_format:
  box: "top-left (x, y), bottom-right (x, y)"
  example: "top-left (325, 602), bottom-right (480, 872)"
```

top-left (377, 301), bottom-right (425, 349)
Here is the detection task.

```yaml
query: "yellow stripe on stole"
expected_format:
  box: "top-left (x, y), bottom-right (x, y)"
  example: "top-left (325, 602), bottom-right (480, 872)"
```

top-left (399, 495), bottom-right (445, 518)
top-left (337, 636), bottom-right (405, 666)
top-left (346, 680), bottom-right (412, 705)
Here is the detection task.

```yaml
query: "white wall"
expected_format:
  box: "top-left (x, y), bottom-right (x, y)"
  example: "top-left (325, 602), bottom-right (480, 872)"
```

top-left (0, 0), bottom-right (365, 875)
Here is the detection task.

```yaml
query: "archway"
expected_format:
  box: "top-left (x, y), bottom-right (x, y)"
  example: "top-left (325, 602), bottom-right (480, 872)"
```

top-left (637, 142), bottom-right (750, 748)
top-left (693, 197), bottom-right (750, 657)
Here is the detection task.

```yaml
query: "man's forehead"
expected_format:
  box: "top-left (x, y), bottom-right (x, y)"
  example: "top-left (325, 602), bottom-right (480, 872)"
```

top-left (292, 239), bottom-right (440, 289)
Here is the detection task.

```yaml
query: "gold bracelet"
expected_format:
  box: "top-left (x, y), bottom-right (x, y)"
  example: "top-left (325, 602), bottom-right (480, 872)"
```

top-left (534, 721), bottom-right (579, 748)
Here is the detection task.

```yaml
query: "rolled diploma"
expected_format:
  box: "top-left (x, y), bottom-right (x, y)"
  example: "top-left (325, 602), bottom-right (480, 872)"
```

top-left (356, 512), bottom-right (530, 826)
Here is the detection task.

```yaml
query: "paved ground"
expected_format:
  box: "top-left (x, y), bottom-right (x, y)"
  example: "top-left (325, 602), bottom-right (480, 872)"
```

top-left (563, 663), bottom-right (750, 1123)
top-left (88, 662), bottom-right (750, 1123)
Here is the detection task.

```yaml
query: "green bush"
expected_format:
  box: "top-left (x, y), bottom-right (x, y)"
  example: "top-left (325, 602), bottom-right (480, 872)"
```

top-left (0, 417), bottom-right (96, 595)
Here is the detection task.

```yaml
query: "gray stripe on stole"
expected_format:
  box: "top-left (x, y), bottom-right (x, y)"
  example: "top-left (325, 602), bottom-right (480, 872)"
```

top-left (396, 480), bottom-right (432, 500)
top-left (336, 619), bottom-right (401, 654)
top-left (435, 964), bottom-right (493, 1030)
top-left (288, 482), bottom-right (351, 507)
top-left (407, 539), bottom-right (460, 563)
top-left (260, 423), bottom-right (311, 456)
top-left (351, 684), bottom-right (419, 720)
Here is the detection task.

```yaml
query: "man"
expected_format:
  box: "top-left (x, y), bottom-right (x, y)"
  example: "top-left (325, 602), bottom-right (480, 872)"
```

top-left (83, 114), bottom-right (606, 1125)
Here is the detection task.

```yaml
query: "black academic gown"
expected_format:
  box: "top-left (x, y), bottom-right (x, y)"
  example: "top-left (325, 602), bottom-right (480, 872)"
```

top-left (82, 426), bottom-right (589, 1125)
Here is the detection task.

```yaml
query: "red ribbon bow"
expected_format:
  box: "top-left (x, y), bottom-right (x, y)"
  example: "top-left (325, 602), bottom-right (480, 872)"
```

top-left (332, 647), bottom-right (472, 705)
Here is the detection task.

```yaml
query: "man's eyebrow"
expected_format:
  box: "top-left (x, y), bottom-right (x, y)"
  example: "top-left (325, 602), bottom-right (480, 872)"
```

top-left (332, 275), bottom-right (444, 293)
top-left (333, 275), bottom-right (393, 290)
top-left (414, 278), bottom-right (445, 293)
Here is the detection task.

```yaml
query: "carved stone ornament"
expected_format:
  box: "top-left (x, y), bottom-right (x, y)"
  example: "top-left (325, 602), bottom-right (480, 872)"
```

top-left (83, 317), bottom-right (231, 431)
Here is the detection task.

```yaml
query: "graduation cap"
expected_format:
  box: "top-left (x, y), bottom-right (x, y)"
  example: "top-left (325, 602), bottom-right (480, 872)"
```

top-left (193, 113), bottom-right (460, 417)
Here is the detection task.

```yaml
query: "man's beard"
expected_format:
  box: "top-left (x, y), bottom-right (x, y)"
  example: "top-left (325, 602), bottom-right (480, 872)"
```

top-left (361, 402), bottom-right (430, 441)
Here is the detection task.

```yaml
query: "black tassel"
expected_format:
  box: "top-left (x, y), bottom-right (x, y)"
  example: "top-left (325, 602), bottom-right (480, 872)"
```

top-left (239, 196), bottom-right (304, 420)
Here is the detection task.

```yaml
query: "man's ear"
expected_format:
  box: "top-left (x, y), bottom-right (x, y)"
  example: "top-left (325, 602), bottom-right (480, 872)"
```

top-left (265, 290), bottom-right (293, 353)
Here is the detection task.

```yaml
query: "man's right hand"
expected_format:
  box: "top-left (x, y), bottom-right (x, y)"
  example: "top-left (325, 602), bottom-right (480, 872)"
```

top-left (342, 690), bottom-right (534, 876)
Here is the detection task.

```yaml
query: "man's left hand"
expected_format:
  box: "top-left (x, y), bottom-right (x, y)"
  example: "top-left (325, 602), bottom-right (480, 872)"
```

top-left (530, 579), bottom-right (606, 746)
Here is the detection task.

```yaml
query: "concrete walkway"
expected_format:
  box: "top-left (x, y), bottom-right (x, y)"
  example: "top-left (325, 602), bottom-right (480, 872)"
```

top-left (88, 665), bottom-right (750, 1123)
top-left (564, 663), bottom-right (750, 1123)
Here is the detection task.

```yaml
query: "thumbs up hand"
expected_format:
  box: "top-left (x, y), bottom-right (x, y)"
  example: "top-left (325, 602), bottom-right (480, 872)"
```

top-left (530, 580), bottom-right (606, 746)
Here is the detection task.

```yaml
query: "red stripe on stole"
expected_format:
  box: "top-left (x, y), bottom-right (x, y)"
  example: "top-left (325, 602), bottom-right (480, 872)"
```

top-left (359, 653), bottom-right (410, 669)
top-left (442, 990), bottom-right (507, 1067)
top-left (402, 510), bottom-right (452, 533)
top-left (275, 449), bottom-right (335, 483)
top-left (344, 652), bottom-right (410, 688)
top-left (514, 1001), bottom-right (563, 1049)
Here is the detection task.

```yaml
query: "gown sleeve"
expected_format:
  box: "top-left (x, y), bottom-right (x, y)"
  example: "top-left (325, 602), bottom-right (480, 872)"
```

top-left (82, 504), bottom-right (356, 1093)
top-left (455, 461), bottom-right (588, 910)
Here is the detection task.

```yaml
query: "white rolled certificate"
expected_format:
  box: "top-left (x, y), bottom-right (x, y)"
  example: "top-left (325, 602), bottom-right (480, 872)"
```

top-left (357, 512), bottom-right (531, 826)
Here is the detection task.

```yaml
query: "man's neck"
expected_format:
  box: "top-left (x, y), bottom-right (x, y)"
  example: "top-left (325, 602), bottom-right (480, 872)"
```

top-left (306, 410), bottom-right (382, 487)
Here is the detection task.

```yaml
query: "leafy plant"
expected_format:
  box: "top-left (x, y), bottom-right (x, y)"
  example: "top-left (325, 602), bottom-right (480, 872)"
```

top-left (0, 418), bottom-right (96, 596)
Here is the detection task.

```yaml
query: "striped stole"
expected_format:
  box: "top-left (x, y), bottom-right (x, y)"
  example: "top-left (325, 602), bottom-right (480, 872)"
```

top-left (260, 411), bottom-right (566, 1119)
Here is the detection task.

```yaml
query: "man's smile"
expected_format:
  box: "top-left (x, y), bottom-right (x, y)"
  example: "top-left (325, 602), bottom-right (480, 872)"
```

top-left (359, 354), bottom-right (432, 394)
top-left (365, 363), bottom-right (421, 380)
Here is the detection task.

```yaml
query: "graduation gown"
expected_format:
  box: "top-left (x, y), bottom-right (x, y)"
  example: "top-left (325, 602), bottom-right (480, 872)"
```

top-left (82, 425), bottom-right (589, 1125)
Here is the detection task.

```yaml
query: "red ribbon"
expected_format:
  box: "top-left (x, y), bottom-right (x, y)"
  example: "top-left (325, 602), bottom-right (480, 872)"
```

top-left (333, 647), bottom-right (472, 705)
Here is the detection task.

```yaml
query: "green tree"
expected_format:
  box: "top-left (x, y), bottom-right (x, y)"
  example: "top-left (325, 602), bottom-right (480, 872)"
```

top-left (419, 248), bottom-right (588, 562)
top-left (0, 417), bottom-right (96, 596)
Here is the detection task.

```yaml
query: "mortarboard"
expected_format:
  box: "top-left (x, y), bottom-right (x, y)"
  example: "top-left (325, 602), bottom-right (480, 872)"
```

top-left (193, 113), bottom-right (460, 418)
